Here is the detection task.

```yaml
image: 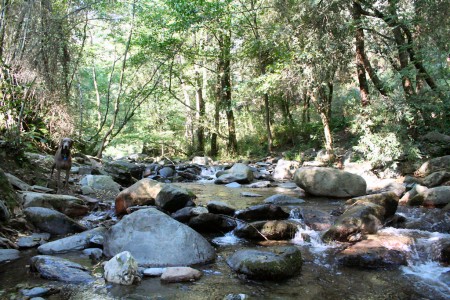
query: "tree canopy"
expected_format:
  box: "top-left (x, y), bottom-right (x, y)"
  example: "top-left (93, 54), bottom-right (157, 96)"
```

top-left (1, 0), bottom-right (448, 167)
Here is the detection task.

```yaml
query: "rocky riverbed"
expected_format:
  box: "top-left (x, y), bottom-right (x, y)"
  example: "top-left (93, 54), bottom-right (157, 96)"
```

top-left (0, 152), bottom-right (449, 299)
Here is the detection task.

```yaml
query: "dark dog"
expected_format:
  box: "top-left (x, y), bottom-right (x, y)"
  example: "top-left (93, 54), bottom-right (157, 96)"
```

top-left (50, 138), bottom-right (73, 193)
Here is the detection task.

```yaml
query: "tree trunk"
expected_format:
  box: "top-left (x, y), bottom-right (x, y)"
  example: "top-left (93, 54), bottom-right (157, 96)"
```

top-left (195, 64), bottom-right (205, 154)
top-left (0, 0), bottom-right (9, 60)
top-left (352, 1), bottom-right (370, 106)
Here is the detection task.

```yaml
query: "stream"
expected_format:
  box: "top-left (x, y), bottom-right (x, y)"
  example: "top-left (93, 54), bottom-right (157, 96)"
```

top-left (1, 181), bottom-right (449, 300)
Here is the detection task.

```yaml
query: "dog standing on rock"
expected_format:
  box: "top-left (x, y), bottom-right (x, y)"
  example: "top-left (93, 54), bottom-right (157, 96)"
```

top-left (50, 137), bottom-right (73, 193)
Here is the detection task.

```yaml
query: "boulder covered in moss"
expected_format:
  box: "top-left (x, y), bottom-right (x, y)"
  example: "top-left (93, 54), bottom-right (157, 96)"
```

top-left (0, 168), bottom-right (21, 222)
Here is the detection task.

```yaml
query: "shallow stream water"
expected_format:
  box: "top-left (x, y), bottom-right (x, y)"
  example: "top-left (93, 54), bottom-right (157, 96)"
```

top-left (1, 182), bottom-right (449, 300)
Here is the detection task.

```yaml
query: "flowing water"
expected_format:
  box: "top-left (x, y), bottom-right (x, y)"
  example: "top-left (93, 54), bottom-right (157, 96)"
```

top-left (1, 181), bottom-right (449, 300)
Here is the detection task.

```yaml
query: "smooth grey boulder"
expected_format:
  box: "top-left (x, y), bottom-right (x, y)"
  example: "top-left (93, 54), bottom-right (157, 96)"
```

top-left (104, 251), bottom-right (140, 285)
top-left (294, 167), bottom-right (366, 197)
top-left (345, 192), bottom-right (399, 219)
top-left (79, 175), bottom-right (121, 194)
top-left (264, 194), bottom-right (305, 205)
top-left (5, 172), bottom-right (31, 191)
top-left (17, 233), bottom-right (51, 248)
top-left (30, 255), bottom-right (94, 283)
top-left (0, 249), bottom-right (20, 264)
top-left (416, 155), bottom-right (450, 176)
top-left (22, 192), bottom-right (88, 217)
top-left (422, 171), bottom-right (450, 188)
top-left (24, 207), bottom-right (86, 235)
top-left (38, 227), bottom-right (107, 254)
top-left (215, 163), bottom-right (254, 184)
top-left (207, 201), bottom-right (235, 216)
top-left (422, 186), bottom-right (450, 208)
top-left (227, 246), bottom-right (303, 280)
top-left (160, 267), bottom-right (202, 283)
top-left (273, 159), bottom-right (299, 180)
top-left (103, 159), bottom-right (145, 186)
top-left (103, 208), bottom-right (216, 267)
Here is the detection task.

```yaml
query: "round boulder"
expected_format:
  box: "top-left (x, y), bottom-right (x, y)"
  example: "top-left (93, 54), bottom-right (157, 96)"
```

top-left (294, 167), bottom-right (367, 198)
top-left (227, 246), bottom-right (302, 280)
top-left (103, 208), bottom-right (216, 267)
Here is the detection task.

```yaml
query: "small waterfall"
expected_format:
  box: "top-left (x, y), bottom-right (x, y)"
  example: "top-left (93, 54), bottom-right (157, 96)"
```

top-left (212, 231), bottom-right (245, 246)
top-left (198, 165), bottom-right (225, 182)
top-left (380, 227), bottom-right (450, 297)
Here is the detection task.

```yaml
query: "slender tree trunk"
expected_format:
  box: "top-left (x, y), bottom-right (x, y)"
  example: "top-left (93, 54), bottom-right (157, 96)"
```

top-left (210, 62), bottom-right (221, 157)
top-left (352, 2), bottom-right (370, 106)
top-left (0, 0), bottom-right (9, 60)
top-left (194, 64), bottom-right (205, 154)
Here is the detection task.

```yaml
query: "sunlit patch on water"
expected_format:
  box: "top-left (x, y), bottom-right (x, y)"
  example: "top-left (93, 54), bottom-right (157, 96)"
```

top-left (212, 232), bottom-right (245, 246)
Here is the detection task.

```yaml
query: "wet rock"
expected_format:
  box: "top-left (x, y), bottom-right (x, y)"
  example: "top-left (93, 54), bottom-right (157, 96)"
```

top-left (273, 159), bottom-right (299, 180)
top-left (246, 181), bottom-right (271, 188)
top-left (104, 208), bottom-right (216, 267)
top-left (5, 172), bottom-right (31, 191)
top-left (82, 248), bottom-right (103, 261)
top-left (294, 167), bottom-right (366, 198)
top-left (264, 194), bottom-right (305, 205)
top-left (104, 251), bottom-right (140, 285)
top-left (38, 227), bottom-right (107, 254)
top-left (234, 220), bottom-right (299, 241)
top-left (240, 192), bottom-right (262, 197)
top-left (30, 255), bottom-right (94, 283)
top-left (399, 184), bottom-right (428, 205)
top-left (416, 155), bottom-right (450, 176)
top-left (0, 249), bottom-right (20, 264)
top-left (103, 159), bottom-right (146, 186)
top-left (24, 207), bottom-right (86, 236)
top-left (115, 179), bottom-right (194, 214)
top-left (17, 233), bottom-right (51, 248)
top-left (0, 168), bottom-right (20, 222)
top-left (207, 201), bottom-right (235, 216)
top-left (396, 206), bottom-right (450, 233)
top-left (346, 192), bottom-right (399, 219)
top-left (20, 286), bottom-right (56, 298)
top-left (188, 213), bottom-right (237, 233)
top-left (215, 163), bottom-right (254, 184)
top-left (292, 208), bottom-right (335, 231)
top-left (422, 186), bottom-right (450, 208)
top-left (143, 267), bottom-right (166, 277)
top-left (235, 204), bottom-right (289, 222)
top-left (159, 166), bottom-right (175, 178)
top-left (160, 267), bottom-right (202, 283)
top-left (225, 182), bottom-right (241, 188)
top-left (337, 234), bottom-right (410, 269)
top-left (227, 246), bottom-right (303, 280)
top-left (441, 243), bottom-right (450, 264)
top-left (79, 175), bottom-right (121, 194)
top-left (22, 192), bottom-right (89, 217)
top-left (322, 203), bottom-right (385, 242)
top-left (224, 294), bottom-right (248, 300)
top-left (422, 171), bottom-right (450, 188)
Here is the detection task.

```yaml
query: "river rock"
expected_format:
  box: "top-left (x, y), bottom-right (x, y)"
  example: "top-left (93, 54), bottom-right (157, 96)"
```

top-left (291, 208), bottom-right (336, 231)
top-left (226, 246), bottom-right (303, 280)
top-left (422, 171), bottom-right (450, 187)
top-left (235, 204), bottom-right (289, 222)
top-left (160, 267), bottom-right (202, 283)
top-left (103, 159), bottom-right (146, 186)
top-left (17, 233), bottom-right (51, 248)
top-left (22, 192), bottom-right (88, 217)
top-left (294, 167), bottom-right (366, 198)
top-left (346, 192), bottom-right (399, 219)
top-left (83, 248), bottom-right (103, 261)
top-left (20, 287), bottom-right (54, 298)
top-left (79, 175), bottom-right (121, 194)
top-left (192, 156), bottom-right (212, 166)
top-left (416, 155), bottom-right (450, 176)
top-left (264, 194), bottom-right (305, 205)
top-left (337, 234), bottom-right (410, 269)
top-left (422, 186), bottom-right (450, 208)
top-left (399, 184), bottom-right (428, 205)
top-left (322, 202), bottom-right (385, 242)
top-left (104, 208), bottom-right (216, 267)
top-left (215, 163), bottom-right (254, 184)
top-left (104, 251), bottom-right (140, 285)
top-left (0, 249), bottom-right (20, 264)
top-left (24, 207), bottom-right (86, 235)
top-left (0, 168), bottom-right (20, 222)
top-left (143, 267), bottom-right (166, 277)
top-left (188, 213), bottom-right (237, 233)
top-left (37, 227), bottom-right (107, 254)
top-left (246, 181), bottom-right (271, 188)
top-left (159, 166), bottom-right (175, 178)
top-left (234, 220), bottom-right (299, 241)
top-left (207, 201), bottom-right (235, 216)
top-left (115, 179), bottom-right (194, 214)
top-left (30, 255), bottom-right (94, 283)
top-left (273, 159), bottom-right (299, 180)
